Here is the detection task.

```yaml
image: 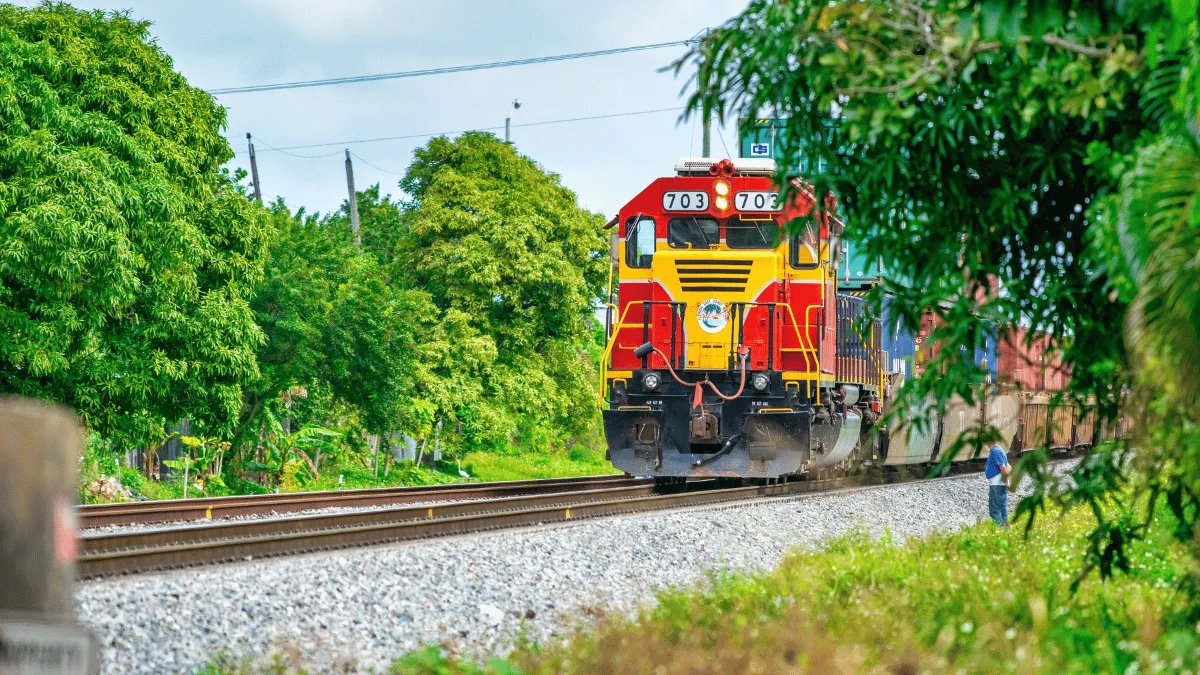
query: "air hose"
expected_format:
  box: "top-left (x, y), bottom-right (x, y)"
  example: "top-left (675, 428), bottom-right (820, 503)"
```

top-left (651, 347), bottom-right (749, 406)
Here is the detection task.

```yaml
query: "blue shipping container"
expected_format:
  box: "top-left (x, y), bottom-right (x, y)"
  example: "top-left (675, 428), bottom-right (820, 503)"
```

top-left (973, 325), bottom-right (999, 383)
top-left (880, 295), bottom-right (916, 377)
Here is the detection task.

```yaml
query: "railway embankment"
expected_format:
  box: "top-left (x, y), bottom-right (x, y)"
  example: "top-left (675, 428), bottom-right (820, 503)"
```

top-left (79, 470), bottom-right (1050, 675)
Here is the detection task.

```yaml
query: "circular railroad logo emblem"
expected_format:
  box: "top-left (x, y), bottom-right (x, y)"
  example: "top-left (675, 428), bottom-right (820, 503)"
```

top-left (696, 298), bottom-right (730, 334)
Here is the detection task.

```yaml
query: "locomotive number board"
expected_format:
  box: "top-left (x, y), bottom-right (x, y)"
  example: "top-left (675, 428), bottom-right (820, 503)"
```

top-left (735, 191), bottom-right (783, 212)
top-left (661, 191), bottom-right (710, 211)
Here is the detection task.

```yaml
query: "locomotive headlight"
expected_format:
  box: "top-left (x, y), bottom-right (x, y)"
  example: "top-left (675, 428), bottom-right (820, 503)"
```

top-left (714, 181), bottom-right (730, 196)
top-left (642, 372), bottom-right (662, 391)
top-left (751, 373), bottom-right (770, 392)
top-left (715, 196), bottom-right (729, 211)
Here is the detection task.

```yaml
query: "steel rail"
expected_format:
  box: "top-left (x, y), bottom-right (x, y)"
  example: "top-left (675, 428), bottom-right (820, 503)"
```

top-left (78, 455), bottom-right (1061, 579)
top-left (78, 474), bottom-right (644, 528)
top-left (77, 475), bottom-right (877, 579)
top-left (80, 483), bottom-right (659, 553)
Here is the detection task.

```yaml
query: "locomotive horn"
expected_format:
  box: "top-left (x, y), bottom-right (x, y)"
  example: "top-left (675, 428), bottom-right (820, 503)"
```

top-left (708, 163), bottom-right (721, 176)
top-left (719, 159), bottom-right (735, 177)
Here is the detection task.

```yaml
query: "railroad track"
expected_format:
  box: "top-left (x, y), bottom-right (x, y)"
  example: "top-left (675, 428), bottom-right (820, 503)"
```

top-left (77, 473), bottom-right (899, 579)
top-left (77, 473), bottom-right (646, 528)
top-left (78, 453), bottom-right (1045, 580)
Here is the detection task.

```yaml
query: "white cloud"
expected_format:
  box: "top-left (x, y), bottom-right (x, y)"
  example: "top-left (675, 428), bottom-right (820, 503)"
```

top-left (245, 0), bottom-right (398, 41)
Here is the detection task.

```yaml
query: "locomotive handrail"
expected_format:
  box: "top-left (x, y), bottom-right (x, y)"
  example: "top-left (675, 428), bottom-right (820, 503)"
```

top-left (599, 300), bottom-right (642, 400)
top-left (597, 300), bottom-right (686, 402)
top-left (727, 301), bottom-right (818, 375)
top-left (782, 303), bottom-right (822, 406)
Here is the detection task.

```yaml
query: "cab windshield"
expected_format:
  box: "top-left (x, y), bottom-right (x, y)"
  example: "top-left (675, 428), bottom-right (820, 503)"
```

top-left (668, 217), bottom-right (720, 249)
top-left (726, 217), bottom-right (780, 249)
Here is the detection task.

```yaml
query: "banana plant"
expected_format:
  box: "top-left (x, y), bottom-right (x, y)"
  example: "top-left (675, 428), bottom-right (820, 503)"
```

top-left (247, 408), bottom-right (341, 487)
top-left (162, 435), bottom-right (230, 498)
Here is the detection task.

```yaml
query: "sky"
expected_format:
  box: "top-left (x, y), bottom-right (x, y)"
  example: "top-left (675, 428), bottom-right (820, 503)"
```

top-left (58, 0), bottom-right (751, 218)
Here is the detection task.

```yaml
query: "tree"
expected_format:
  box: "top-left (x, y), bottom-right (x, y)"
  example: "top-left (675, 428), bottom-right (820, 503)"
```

top-left (680, 0), bottom-right (1200, 576)
top-left (244, 197), bottom-right (435, 451)
top-left (0, 4), bottom-right (270, 445)
top-left (396, 133), bottom-right (608, 452)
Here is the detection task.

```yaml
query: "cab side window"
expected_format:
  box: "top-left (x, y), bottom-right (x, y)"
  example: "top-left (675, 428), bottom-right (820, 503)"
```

top-left (790, 224), bottom-right (821, 269)
top-left (625, 216), bottom-right (655, 268)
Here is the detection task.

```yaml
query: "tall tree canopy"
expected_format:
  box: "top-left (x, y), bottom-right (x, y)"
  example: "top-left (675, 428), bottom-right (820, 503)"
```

top-left (396, 133), bottom-right (608, 451)
top-left (0, 4), bottom-right (269, 445)
top-left (681, 0), bottom-right (1200, 575)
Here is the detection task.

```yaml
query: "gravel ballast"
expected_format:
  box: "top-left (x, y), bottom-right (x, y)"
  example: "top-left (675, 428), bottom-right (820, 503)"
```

top-left (76, 471), bottom-right (1039, 674)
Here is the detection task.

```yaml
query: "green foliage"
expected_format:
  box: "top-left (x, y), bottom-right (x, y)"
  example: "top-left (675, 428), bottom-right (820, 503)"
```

top-left (395, 132), bottom-right (608, 453)
top-left (244, 197), bottom-right (435, 441)
top-left (678, 0), bottom-right (1200, 577)
top-left (459, 445), bottom-right (616, 482)
top-left (1, 6), bottom-right (611, 491)
top-left (244, 409), bottom-right (340, 489)
top-left (396, 507), bottom-right (1197, 674)
top-left (392, 646), bottom-right (517, 675)
top-left (78, 431), bottom-right (140, 503)
top-left (0, 3), bottom-right (270, 446)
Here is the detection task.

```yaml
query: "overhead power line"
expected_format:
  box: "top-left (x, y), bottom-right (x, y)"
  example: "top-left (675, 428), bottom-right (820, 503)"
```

top-left (209, 40), bottom-right (695, 95)
top-left (246, 106), bottom-right (684, 156)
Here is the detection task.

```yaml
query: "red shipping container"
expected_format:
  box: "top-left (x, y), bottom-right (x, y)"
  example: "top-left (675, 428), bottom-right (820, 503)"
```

top-left (998, 326), bottom-right (1069, 392)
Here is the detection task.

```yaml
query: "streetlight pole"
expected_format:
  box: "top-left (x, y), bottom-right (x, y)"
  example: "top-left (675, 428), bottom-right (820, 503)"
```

top-left (505, 98), bottom-right (521, 143)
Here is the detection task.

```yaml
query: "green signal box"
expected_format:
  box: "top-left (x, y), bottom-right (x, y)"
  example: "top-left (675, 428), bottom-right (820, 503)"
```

top-left (738, 118), bottom-right (830, 174)
top-left (738, 118), bottom-right (787, 160)
top-left (739, 118), bottom-right (884, 287)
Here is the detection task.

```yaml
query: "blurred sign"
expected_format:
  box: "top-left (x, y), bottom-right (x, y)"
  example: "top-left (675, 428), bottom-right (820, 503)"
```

top-left (738, 118), bottom-right (787, 160)
top-left (0, 620), bottom-right (97, 675)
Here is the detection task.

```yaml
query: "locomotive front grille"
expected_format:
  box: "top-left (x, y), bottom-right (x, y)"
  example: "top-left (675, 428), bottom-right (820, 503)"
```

top-left (674, 259), bottom-right (753, 292)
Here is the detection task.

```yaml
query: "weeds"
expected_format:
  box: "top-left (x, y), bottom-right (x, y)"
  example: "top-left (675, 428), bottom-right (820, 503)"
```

top-left (391, 507), bottom-right (1200, 674)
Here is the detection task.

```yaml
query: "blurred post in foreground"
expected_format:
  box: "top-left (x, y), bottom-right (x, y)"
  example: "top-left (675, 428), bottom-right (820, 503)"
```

top-left (0, 397), bottom-right (97, 674)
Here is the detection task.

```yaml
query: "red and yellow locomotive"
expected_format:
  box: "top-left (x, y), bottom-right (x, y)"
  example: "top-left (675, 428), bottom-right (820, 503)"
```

top-left (599, 158), bottom-right (884, 481)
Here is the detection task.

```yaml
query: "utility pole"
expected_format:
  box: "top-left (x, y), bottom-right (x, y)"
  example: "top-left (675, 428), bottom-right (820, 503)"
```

top-left (505, 98), bottom-right (521, 143)
top-left (344, 149), bottom-right (361, 248)
top-left (246, 133), bottom-right (262, 204)
top-left (701, 104), bottom-right (712, 157)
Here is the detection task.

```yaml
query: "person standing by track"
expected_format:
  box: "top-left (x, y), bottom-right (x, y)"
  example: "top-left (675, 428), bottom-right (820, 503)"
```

top-left (985, 442), bottom-right (1012, 526)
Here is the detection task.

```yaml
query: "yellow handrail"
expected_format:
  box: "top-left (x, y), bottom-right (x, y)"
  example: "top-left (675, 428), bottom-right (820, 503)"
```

top-left (782, 303), bottom-right (821, 406)
top-left (598, 300), bottom-right (649, 401)
top-left (599, 295), bottom-right (831, 408)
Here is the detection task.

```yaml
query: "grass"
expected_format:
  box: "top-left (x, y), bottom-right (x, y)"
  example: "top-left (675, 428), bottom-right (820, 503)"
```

top-left (460, 445), bottom-right (618, 482)
top-left (192, 501), bottom-right (1200, 674)
top-left (85, 445), bottom-right (617, 502)
top-left (386, 506), bottom-right (1200, 675)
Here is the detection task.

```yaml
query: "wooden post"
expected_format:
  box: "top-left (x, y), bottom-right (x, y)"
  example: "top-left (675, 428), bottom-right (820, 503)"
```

top-left (247, 133), bottom-right (262, 204)
top-left (344, 149), bottom-right (361, 248)
top-left (0, 398), bottom-right (82, 618)
top-left (0, 396), bottom-right (97, 674)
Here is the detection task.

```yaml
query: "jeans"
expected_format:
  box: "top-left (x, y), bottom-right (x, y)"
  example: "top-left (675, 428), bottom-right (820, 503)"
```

top-left (989, 484), bottom-right (1009, 526)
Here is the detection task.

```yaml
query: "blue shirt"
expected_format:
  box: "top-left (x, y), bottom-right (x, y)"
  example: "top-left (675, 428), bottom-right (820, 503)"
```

top-left (985, 445), bottom-right (1009, 484)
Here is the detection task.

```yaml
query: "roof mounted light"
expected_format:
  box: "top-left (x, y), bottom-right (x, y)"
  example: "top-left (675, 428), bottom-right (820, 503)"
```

top-left (674, 157), bottom-right (777, 177)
